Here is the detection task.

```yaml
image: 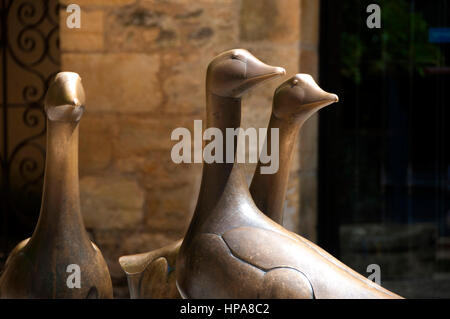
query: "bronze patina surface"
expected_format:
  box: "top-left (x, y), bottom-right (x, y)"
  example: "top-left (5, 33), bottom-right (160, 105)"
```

top-left (0, 72), bottom-right (113, 299)
top-left (175, 54), bottom-right (403, 298)
top-left (250, 75), bottom-right (336, 224)
top-left (119, 240), bottom-right (181, 299)
top-left (119, 49), bottom-right (286, 299)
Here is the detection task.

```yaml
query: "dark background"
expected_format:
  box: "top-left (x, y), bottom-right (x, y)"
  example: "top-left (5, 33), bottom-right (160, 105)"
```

top-left (319, 0), bottom-right (450, 297)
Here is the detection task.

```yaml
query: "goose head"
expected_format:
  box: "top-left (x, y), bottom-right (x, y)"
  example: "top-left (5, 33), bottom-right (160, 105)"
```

top-left (273, 74), bottom-right (338, 122)
top-left (206, 49), bottom-right (286, 98)
top-left (44, 72), bottom-right (85, 122)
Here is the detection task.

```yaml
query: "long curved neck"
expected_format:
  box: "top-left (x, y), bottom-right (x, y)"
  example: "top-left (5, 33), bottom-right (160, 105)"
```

top-left (30, 119), bottom-right (88, 245)
top-left (186, 92), bottom-right (248, 232)
top-left (250, 113), bottom-right (304, 224)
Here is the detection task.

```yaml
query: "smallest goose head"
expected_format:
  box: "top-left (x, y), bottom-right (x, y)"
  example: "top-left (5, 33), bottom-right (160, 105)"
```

top-left (207, 49), bottom-right (285, 98)
top-left (273, 74), bottom-right (338, 122)
top-left (44, 72), bottom-right (85, 122)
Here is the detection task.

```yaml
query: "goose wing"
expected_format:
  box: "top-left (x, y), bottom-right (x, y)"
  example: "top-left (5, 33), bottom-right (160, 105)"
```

top-left (222, 226), bottom-right (400, 299)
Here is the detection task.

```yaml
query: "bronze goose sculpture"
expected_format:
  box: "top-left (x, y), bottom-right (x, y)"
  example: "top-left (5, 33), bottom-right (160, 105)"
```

top-left (175, 69), bottom-right (403, 298)
top-left (0, 72), bottom-right (113, 298)
top-left (250, 75), bottom-right (322, 224)
top-left (118, 49), bottom-right (286, 298)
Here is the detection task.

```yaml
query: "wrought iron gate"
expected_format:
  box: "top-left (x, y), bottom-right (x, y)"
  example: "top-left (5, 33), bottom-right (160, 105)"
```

top-left (0, 0), bottom-right (60, 253)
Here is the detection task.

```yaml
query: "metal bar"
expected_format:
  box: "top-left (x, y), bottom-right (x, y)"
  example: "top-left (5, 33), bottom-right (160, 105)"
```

top-left (1, 0), bottom-right (9, 254)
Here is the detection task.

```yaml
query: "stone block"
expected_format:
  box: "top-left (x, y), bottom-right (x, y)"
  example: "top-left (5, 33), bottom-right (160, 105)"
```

top-left (113, 115), bottom-right (194, 158)
top-left (105, 1), bottom-right (239, 53)
top-left (79, 114), bottom-right (114, 174)
top-left (114, 146), bottom-right (203, 191)
top-left (240, 0), bottom-right (300, 43)
top-left (161, 52), bottom-right (207, 115)
top-left (62, 53), bottom-right (161, 113)
top-left (144, 183), bottom-right (199, 233)
top-left (300, 49), bottom-right (319, 77)
top-left (300, 0), bottom-right (320, 47)
top-left (140, 151), bottom-right (201, 190)
top-left (80, 176), bottom-right (144, 229)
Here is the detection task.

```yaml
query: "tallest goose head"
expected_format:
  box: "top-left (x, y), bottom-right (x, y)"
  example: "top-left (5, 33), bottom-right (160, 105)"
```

top-left (207, 49), bottom-right (285, 98)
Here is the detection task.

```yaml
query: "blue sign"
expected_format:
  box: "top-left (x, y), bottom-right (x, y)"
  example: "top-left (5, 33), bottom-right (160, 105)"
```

top-left (429, 28), bottom-right (450, 43)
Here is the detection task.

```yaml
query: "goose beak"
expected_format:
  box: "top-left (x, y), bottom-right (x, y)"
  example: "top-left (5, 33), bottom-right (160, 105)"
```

top-left (307, 92), bottom-right (339, 110)
top-left (323, 93), bottom-right (339, 106)
top-left (245, 63), bottom-right (286, 86)
top-left (329, 93), bottom-right (339, 103)
top-left (235, 63), bottom-right (285, 96)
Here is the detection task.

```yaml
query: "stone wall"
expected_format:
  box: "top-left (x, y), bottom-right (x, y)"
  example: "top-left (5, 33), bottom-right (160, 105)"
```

top-left (60, 0), bottom-right (320, 297)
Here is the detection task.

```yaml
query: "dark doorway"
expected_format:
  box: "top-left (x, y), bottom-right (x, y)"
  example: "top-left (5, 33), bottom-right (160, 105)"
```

top-left (0, 0), bottom-right (60, 262)
top-left (319, 0), bottom-right (450, 297)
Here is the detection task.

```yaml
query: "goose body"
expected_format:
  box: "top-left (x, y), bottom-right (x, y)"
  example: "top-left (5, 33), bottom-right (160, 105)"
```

top-left (176, 54), bottom-right (402, 299)
top-left (0, 73), bottom-right (113, 299)
top-left (179, 190), bottom-right (399, 298)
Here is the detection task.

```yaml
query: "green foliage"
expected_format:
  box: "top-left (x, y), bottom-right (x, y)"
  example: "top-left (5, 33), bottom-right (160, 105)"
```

top-left (340, 0), bottom-right (444, 84)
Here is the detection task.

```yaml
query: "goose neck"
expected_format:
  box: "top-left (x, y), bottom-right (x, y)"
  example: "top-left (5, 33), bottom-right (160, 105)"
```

top-left (30, 119), bottom-right (87, 243)
top-left (250, 113), bottom-right (303, 223)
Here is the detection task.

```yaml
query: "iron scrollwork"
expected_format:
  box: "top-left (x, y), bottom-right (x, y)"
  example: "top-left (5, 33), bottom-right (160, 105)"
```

top-left (1, 0), bottom-right (60, 249)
